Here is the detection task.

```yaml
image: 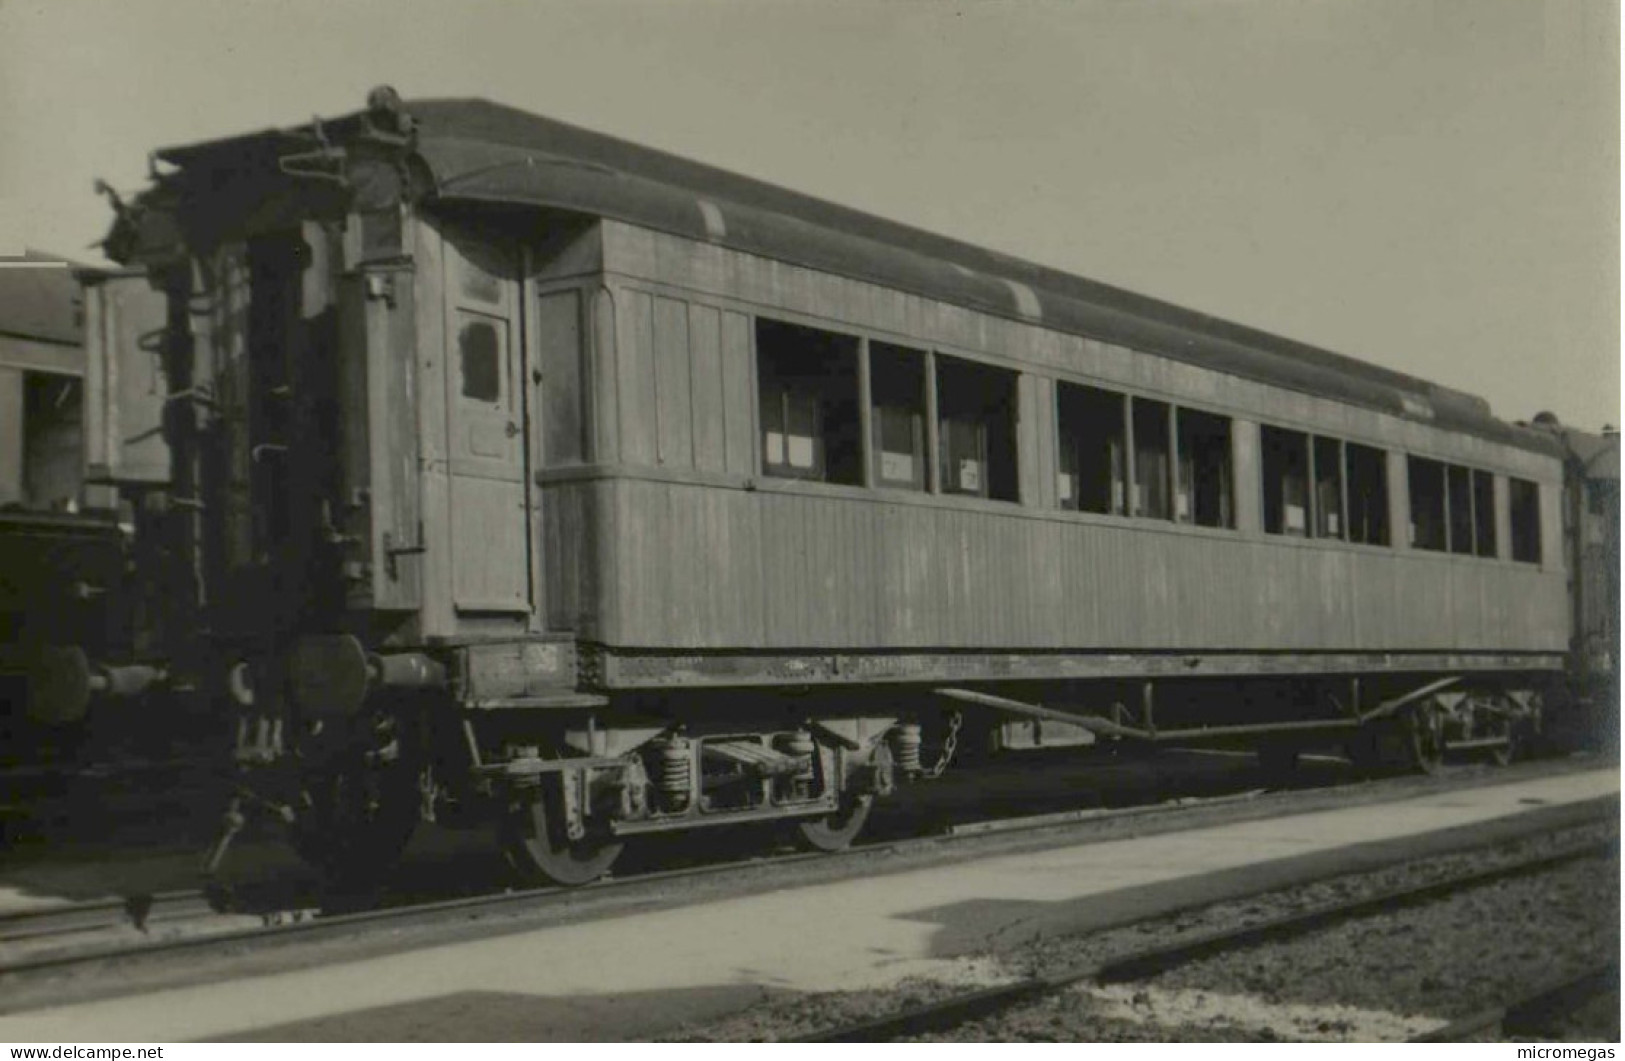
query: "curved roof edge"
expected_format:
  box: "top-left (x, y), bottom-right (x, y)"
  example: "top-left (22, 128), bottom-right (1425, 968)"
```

top-left (137, 95), bottom-right (1559, 457)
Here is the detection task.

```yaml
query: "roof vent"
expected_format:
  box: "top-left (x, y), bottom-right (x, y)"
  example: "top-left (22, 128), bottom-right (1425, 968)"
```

top-left (1398, 394), bottom-right (1434, 420)
top-left (365, 85), bottom-right (414, 136)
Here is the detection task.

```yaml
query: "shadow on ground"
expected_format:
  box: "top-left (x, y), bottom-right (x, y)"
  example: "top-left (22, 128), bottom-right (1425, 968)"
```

top-left (211, 984), bottom-right (793, 1042)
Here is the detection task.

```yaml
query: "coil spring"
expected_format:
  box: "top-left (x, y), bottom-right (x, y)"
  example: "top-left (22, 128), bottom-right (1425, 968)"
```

top-left (776, 731), bottom-right (818, 800)
top-left (778, 730), bottom-right (817, 780)
top-left (890, 723), bottom-right (923, 774)
top-left (652, 736), bottom-right (692, 810)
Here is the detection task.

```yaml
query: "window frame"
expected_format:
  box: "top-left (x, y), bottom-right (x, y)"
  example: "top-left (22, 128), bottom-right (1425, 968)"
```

top-left (1343, 441), bottom-right (1390, 547)
top-left (933, 352), bottom-right (1021, 503)
top-left (1129, 397), bottom-right (1174, 521)
top-left (1446, 463), bottom-right (1475, 555)
top-left (1406, 453), bottom-right (1505, 559)
top-left (456, 313), bottom-right (506, 405)
top-left (754, 316), bottom-right (863, 486)
top-left (1173, 405), bottom-right (1234, 529)
top-left (1471, 469), bottom-right (1497, 559)
top-left (866, 339), bottom-right (929, 492)
top-left (1407, 455), bottom-right (1449, 552)
top-left (1509, 476), bottom-right (1542, 564)
top-left (749, 314), bottom-right (1036, 506)
top-left (1261, 425), bottom-right (1313, 537)
top-left (744, 312), bottom-right (1535, 571)
top-left (1313, 435), bottom-right (1345, 540)
top-left (1256, 425), bottom-right (1405, 549)
top-left (1052, 379), bottom-right (1240, 533)
top-left (1055, 380), bottom-right (1129, 516)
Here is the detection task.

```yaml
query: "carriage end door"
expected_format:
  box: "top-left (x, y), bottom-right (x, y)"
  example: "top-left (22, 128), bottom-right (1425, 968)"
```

top-left (442, 229), bottom-right (532, 616)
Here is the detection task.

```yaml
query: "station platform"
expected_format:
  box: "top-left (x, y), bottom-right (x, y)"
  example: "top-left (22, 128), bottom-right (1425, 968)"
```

top-left (0, 767), bottom-right (1616, 1042)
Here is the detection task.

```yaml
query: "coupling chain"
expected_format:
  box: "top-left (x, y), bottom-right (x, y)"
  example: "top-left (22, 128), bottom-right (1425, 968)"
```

top-left (926, 710), bottom-right (963, 778)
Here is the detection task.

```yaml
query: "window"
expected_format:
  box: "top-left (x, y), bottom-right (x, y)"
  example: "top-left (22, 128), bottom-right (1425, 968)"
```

top-left (1472, 470), bottom-right (1496, 558)
top-left (936, 355), bottom-right (1018, 501)
top-left (1132, 398), bottom-right (1172, 519)
top-left (1410, 457), bottom-right (1503, 557)
top-left (1176, 409), bottom-right (1233, 528)
top-left (1056, 383), bottom-right (1127, 514)
top-left (459, 318), bottom-right (503, 402)
top-left (757, 319), bottom-right (861, 484)
top-left (1510, 477), bottom-right (1541, 563)
top-left (1261, 433), bottom-right (1388, 545)
top-left (1345, 443), bottom-right (1389, 545)
top-left (1314, 436), bottom-right (1344, 539)
top-left (1262, 426), bottom-right (1311, 536)
top-left (869, 342), bottom-right (927, 490)
top-left (1446, 464), bottom-right (1474, 555)
top-left (1408, 457), bottom-right (1447, 551)
top-left (20, 372), bottom-right (84, 509)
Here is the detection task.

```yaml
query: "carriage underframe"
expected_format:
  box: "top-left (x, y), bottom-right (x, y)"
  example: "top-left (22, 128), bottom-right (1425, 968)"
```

top-left (211, 639), bottom-right (1558, 887)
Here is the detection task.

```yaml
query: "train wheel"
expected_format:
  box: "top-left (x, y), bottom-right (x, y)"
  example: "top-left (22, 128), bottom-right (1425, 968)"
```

top-left (1476, 693), bottom-right (1518, 766)
top-left (503, 787), bottom-right (624, 887)
top-left (1402, 702), bottom-right (1446, 775)
top-left (793, 793), bottom-right (874, 853)
top-left (1480, 707), bottom-right (1516, 766)
top-left (289, 754), bottom-right (420, 887)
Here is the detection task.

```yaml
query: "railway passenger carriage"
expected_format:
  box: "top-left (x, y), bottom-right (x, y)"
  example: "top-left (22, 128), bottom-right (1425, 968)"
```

top-left (99, 91), bottom-right (1590, 885)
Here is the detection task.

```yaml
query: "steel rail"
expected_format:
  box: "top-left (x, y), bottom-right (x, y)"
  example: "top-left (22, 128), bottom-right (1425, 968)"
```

top-left (0, 757), bottom-right (1440, 965)
top-left (0, 793), bottom-right (1257, 959)
top-left (0, 759), bottom-right (1605, 990)
top-left (0, 790), bottom-right (1232, 958)
top-left (794, 837), bottom-right (1618, 1042)
top-left (0, 856), bottom-right (812, 981)
top-left (0, 782), bottom-right (1291, 982)
top-left (0, 890), bottom-right (220, 943)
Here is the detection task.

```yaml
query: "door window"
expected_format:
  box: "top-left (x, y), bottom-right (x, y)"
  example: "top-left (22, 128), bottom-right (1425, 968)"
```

top-left (459, 317), bottom-right (503, 403)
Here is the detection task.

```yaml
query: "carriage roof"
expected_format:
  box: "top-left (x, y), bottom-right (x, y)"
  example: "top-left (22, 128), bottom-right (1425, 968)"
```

top-left (122, 95), bottom-right (1556, 456)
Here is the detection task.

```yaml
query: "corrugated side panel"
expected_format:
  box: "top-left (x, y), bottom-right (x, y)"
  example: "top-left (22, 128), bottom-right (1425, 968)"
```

top-left (613, 286), bottom-right (758, 476)
top-left (595, 479), bottom-right (1570, 653)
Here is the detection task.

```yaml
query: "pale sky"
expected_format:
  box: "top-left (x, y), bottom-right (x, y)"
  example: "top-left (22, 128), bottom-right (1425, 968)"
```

top-left (1, 0), bottom-right (1616, 428)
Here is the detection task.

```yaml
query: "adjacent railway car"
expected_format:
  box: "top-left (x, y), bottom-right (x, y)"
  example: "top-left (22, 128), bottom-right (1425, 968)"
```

top-left (0, 264), bottom-right (173, 757)
top-left (102, 90), bottom-right (1594, 884)
top-left (1534, 417), bottom-right (1620, 748)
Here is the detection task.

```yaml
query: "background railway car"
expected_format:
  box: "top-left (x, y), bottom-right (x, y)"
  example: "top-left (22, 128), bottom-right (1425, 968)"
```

top-left (1530, 416), bottom-right (1620, 750)
top-left (100, 90), bottom-right (1604, 885)
top-left (0, 260), bottom-right (181, 764)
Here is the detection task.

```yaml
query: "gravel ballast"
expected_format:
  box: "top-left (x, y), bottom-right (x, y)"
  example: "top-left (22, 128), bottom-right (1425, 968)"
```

top-left (665, 821), bottom-right (1620, 1043)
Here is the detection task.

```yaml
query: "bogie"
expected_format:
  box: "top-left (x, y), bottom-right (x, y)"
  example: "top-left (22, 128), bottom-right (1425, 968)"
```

top-left (393, 709), bottom-right (899, 884)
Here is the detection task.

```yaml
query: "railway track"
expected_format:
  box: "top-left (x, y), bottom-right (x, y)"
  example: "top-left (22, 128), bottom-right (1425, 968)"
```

top-left (793, 838), bottom-right (1618, 1042)
top-left (0, 890), bottom-right (226, 944)
top-left (0, 753), bottom-right (1540, 966)
top-left (0, 757), bottom-right (1609, 1001)
top-left (0, 783), bottom-right (1288, 982)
